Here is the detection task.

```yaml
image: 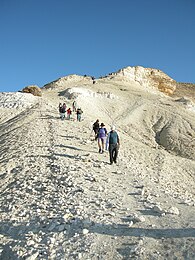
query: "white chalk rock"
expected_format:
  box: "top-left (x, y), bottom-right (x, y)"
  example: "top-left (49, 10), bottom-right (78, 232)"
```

top-left (167, 206), bottom-right (180, 215)
top-left (153, 205), bottom-right (165, 214)
top-left (135, 215), bottom-right (146, 222)
top-left (82, 228), bottom-right (89, 235)
top-left (26, 252), bottom-right (39, 260)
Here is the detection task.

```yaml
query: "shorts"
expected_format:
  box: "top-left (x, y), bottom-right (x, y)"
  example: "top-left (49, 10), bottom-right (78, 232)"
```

top-left (98, 137), bottom-right (106, 143)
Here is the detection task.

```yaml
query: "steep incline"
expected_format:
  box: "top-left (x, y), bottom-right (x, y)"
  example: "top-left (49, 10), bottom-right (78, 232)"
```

top-left (0, 82), bottom-right (195, 259)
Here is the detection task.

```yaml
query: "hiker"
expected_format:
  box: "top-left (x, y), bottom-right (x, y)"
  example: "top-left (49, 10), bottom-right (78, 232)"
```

top-left (91, 76), bottom-right (96, 84)
top-left (61, 103), bottom-right (66, 119)
top-left (97, 123), bottom-right (107, 153)
top-left (59, 103), bottom-right (63, 119)
top-left (93, 119), bottom-right (100, 140)
top-left (107, 125), bottom-right (120, 165)
top-left (72, 100), bottom-right (77, 112)
top-left (76, 108), bottom-right (83, 122)
top-left (67, 108), bottom-right (72, 120)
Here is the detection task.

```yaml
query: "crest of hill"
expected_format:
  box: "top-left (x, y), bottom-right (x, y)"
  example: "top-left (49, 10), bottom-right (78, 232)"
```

top-left (42, 66), bottom-right (176, 95)
top-left (107, 66), bottom-right (176, 95)
top-left (43, 74), bottom-right (93, 90)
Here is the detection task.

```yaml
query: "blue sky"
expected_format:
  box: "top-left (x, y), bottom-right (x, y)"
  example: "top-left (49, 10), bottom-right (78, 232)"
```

top-left (0, 0), bottom-right (195, 92)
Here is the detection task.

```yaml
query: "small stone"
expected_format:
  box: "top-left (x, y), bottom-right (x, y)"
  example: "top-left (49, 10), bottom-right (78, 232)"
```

top-left (48, 222), bottom-right (56, 231)
top-left (27, 240), bottom-right (35, 246)
top-left (82, 229), bottom-right (89, 235)
top-left (26, 252), bottom-right (39, 260)
top-left (135, 216), bottom-right (145, 222)
top-left (98, 186), bottom-right (104, 192)
top-left (83, 219), bottom-right (92, 228)
top-left (141, 188), bottom-right (145, 196)
top-left (167, 206), bottom-right (180, 215)
top-left (58, 224), bottom-right (65, 232)
top-left (153, 205), bottom-right (164, 214)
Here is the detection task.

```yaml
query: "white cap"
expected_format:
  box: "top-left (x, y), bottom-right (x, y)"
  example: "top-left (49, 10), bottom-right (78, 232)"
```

top-left (111, 125), bottom-right (115, 130)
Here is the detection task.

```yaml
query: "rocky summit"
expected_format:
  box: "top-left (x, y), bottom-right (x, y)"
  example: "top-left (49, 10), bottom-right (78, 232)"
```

top-left (0, 66), bottom-right (195, 259)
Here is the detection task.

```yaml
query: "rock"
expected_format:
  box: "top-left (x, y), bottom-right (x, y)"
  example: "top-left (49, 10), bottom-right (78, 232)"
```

top-left (48, 222), bottom-right (57, 231)
top-left (134, 215), bottom-right (145, 222)
top-left (153, 205), bottom-right (165, 214)
top-left (141, 188), bottom-right (145, 196)
top-left (27, 240), bottom-right (35, 246)
top-left (83, 219), bottom-right (92, 228)
top-left (109, 66), bottom-right (176, 95)
top-left (58, 224), bottom-right (65, 232)
top-left (82, 229), bottom-right (89, 235)
top-left (167, 206), bottom-right (180, 215)
top-left (26, 252), bottom-right (39, 260)
top-left (128, 221), bottom-right (134, 227)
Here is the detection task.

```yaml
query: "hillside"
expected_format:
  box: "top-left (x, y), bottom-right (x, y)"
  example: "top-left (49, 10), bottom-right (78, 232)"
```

top-left (0, 69), bottom-right (195, 259)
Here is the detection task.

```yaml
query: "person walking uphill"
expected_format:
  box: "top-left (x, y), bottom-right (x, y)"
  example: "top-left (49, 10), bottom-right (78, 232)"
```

top-left (107, 125), bottom-right (120, 165)
top-left (97, 123), bottom-right (107, 153)
top-left (93, 119), bottom-right (100, 140)
top-left (59, 103), bottom-right (66, 120)
top-left (59, 103), bottom-right (63, 119)
top-left (76, 108), bottom-right (83, 122)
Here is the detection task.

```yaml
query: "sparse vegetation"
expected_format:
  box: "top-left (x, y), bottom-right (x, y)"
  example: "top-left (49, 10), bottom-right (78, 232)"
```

top-left (22, 85), bottom-right (42, 97)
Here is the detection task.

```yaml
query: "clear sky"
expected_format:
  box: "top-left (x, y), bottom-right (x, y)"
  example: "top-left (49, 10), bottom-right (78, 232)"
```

top-left (0, 0), bottom-right (195, 92)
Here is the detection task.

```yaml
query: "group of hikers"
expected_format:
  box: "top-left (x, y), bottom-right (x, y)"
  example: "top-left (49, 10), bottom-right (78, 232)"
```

top-left (58, 102), bottom-right (120, 165)
top-left (59, 101), bottom-right (83, 122)
top-left (93, 119), bottom-right (120, 165)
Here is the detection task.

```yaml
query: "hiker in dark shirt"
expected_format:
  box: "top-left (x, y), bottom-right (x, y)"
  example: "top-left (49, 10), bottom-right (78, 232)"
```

top-left (76, 108), bottom-right (83, 122)
top-left (61, 103), bottom-right (66, 119)
top-left (59, 103), bottom-right (63, 119)
top-left (72, 100), bottom-right (77, 112)
top-left (107, 125), bottom-right (120, 165)
top-left (93, 119), bottom-right (100, 140)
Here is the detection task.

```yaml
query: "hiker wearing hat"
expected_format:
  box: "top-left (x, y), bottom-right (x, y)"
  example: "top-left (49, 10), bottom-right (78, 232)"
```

top-left (107, 125), bottom-right (120, 164)
top-left (97, 123), bottom-right (107, 153)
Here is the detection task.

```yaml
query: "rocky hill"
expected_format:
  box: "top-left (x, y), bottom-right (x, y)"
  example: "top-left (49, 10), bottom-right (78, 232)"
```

top-left (0, 68), bottom-right (195, 259)
top-left (43, 66), bottom-right (177, 96)
top-left (106, 66), bottom-right (177, 95)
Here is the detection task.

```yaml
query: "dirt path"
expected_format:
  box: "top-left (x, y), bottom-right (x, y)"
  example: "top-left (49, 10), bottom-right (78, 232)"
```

top-left (0, 88), bottom-right (195, 259)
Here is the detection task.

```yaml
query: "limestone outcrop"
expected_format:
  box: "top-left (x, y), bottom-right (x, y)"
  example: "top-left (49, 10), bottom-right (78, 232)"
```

top-left (107, 66), bottom-right (177, 95)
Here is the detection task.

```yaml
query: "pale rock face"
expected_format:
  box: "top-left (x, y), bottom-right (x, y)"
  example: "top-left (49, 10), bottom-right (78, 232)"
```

top-left (43, 74), bottom-right (92, 89)
top-left (109, 66), bottom-right (176, 95)
top-left (43, 66), bottom-right (176, 95)
top-left (59, 87), bottom-right (116, 99)
top-left (0, 92), bottom-right (38, 109)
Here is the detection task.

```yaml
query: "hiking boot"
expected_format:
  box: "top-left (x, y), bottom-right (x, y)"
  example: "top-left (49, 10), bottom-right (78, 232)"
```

top-left (114, 160), bottom-right (117, 163)
top-left (99, 148), bottom-right (101, 153)
top-left (101, 150), bottom-right (104, 154)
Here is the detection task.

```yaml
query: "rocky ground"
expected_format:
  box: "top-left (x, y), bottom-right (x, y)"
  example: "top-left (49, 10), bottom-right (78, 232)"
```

top-left (0, 76), bottom-right (195, 259)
